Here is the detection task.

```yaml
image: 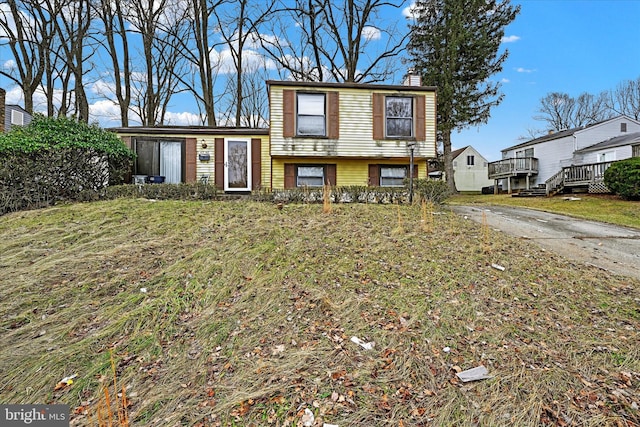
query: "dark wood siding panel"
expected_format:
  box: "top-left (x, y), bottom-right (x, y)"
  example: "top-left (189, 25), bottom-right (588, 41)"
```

top-left (368, 164), bottom-right (379, 186)
top-left (412, 163), bottom-right (419, 178)
top-left (328, 91), bottom-right (339, 139)
top-left (372, 93), bottom-right (384, 140)
top-left (325, 164), bottom-right (336, 186)
top-left (214, 138), bottom-right (224, 190)
top-left (415, 95), bottom-right (426, 141)
top-left (251, 138), bottom-right (261, 189)
top-left (283, 90), bottom-right (295, 137)
top-left (284, 163), bottom-right (295, 189)
top-left (185, 138), bottom-right (197, 183)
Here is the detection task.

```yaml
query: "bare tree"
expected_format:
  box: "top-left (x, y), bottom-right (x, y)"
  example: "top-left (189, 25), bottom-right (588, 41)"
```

top-left (126, 0), bottom-right (190, 125)
top-left (213, 0), bottom-right (275, 126)
top-left (261, 0), bottom-right (407, 83)
top-left (607, 76), bottom-right (640, 120)
top-left (0, 0), bottom-right (56, 114)
top-left (218, 59), bottom-right (270, 127)
top-left (535, 91), bottom-right (612, 131)
top-left (167, 0), bottom-right (230, 126)
top-left (93, 0), bottom-right (132, 126)
top-left (44, 0), bottom-right (95, 121)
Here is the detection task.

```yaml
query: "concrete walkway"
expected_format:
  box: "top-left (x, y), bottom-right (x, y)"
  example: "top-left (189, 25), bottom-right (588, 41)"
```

top-left (450, 204), bottom-right (640, 281)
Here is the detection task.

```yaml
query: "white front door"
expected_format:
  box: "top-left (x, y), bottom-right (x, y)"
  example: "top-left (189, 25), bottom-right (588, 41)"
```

top-left (225, 138), bottom-right (251, 191)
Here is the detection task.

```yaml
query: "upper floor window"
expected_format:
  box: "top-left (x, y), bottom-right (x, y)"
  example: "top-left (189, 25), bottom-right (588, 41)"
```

top-left (621, 122), bottom-right (627, 132)
top-left (386, 96), bottom-right (413, 138)
top-left (466, 155), bottom-right (475, 166)
top-left (297, 93), bottom-right (326, 136)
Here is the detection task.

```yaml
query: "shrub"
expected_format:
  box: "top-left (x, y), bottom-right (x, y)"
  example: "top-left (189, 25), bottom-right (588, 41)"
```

top-left (103, 182), bottom-right (219, 201)
top-left (412, 179), bottom-right (451, 204)
top-left (0, 116), bottom-right (134, 215)
top-left (604, 157), bottom-right (640, 200)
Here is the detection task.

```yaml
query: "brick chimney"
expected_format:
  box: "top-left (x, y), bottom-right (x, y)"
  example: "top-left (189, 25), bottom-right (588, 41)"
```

top-left (0, 88), bottom-right (5, 133)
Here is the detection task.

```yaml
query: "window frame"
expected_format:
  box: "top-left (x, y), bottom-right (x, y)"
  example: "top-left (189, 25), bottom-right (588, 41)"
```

top-left (132, 137), bottom-right (186, 183)
top-left (295, 164), bottom-right (326, 187)
top-left (385, 96), bottom-right (414, 138)
top-left (11, 109), bottom-right (24, 126)
top-left (466, 155), bottom-right (475, 166)
top-left (296, 92), bottom-right (326, 137)
top-left (379, 165), bottom-right (408, 187)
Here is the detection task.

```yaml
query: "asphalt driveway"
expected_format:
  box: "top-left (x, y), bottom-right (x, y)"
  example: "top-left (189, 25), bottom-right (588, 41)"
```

top-left (449, 204), bottom-right (640, 281)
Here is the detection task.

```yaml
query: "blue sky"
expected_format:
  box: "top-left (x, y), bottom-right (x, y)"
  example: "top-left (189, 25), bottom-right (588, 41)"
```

top-left (455, 0), bottom-right (640, 161)
top-left (1, 0), bottom-right (639, 162)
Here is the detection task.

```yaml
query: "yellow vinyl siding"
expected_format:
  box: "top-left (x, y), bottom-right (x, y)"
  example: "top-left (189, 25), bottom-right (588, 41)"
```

top-left (271, 157), bottom-right (426, 189)
top-left (269, 85), bottom-right (437, 159)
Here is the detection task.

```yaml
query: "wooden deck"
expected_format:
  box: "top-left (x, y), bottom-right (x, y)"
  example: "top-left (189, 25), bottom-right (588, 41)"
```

top-left (488, 157), bottom-right (538, 179)
top-left (545, 161), bottom-right (613, 195)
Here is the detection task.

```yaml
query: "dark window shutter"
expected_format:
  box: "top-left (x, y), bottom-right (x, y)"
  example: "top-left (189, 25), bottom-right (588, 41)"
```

top-left (368, 164), bottom-right (379, 186)
top-left (251, 138), bottom-right (261, 189)
top-left (214, 138), bottom-right (224, 190)
top-left (283, 90), bottom-right (295, 137)
top-left (373, 93), bottom-right (384, 140)
top-left (412, 164), bottom-right (419, 178)
top-left (284, 163), bottom-right (295, 188)
top-left (415, 95), bottom-right (426, 141)
top-left (328, 92), bottom-right (339, 139)
top-left (185, 138), bottom-right (197, 183)
top-left (325, 164), bottom-right (337, 186)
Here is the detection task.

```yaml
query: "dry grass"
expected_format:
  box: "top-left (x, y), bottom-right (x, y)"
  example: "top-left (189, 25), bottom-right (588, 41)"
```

top-left (1, 199), bottom-right (639, 426)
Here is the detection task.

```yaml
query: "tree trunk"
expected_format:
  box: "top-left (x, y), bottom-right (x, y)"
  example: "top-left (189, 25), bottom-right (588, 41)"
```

top-left (442, 129), bottom-right (457, 194)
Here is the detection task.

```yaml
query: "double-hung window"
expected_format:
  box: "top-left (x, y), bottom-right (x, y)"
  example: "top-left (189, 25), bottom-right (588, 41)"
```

top-left (386, 96), bottom-right (413, 138)
top-left (296, 165), bottom-right (325, 187)
top-left (297, 93), bottom-right (326, 136)
top-left (467, 155), bottom-right (475, 166)
top-left (380, 166), bottom-right (407, 187)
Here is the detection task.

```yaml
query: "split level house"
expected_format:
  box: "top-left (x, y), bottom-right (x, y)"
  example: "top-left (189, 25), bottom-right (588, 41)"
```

top-left (488, 115), bottom-right (640, 195)
top-left (112, 79), bottom-right (438, 191)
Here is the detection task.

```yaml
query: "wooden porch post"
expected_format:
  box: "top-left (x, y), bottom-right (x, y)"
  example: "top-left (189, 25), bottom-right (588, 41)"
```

top-left (526, 174), bottom-right (530, 190)
top-left (494, 179), bottom-right (499, 194)
top-left (507, 176), bottom-right (512, 194)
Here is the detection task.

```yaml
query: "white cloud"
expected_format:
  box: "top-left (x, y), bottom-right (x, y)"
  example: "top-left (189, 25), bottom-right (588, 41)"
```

top-left (89, 99), bottom-right (122, 127)
top-left (163, 111), bottom-right (203, 126)
top-left (403, 3), bottom-right (417, 19)
top-left (501, 35), bottom-right (520, 43)
top-left (362, 26), bottom-right (381, 41)
top-left (501, 78), bottom-right (510, 83)
top-left (516, 67), bottom-right (535, 73)
top-left (210, 47), bottom-right (276, 75)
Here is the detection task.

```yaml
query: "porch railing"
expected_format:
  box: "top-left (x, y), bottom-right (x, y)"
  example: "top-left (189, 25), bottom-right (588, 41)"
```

top-left (488, 157), bottom-right (538, 179)
top-left (545, 161), bottom-right (613, 195)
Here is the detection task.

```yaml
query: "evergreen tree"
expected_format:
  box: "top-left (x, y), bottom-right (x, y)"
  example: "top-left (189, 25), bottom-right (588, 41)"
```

top-left (407, 0), bottom-right (519, 192)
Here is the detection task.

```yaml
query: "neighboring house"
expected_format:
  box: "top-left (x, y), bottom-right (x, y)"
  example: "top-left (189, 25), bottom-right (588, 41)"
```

top-left (0, 87), bottom-right (33, 133)
top-left (113, 78), bottom-right (437, 192)
top-left (489, 116), bottom-right (640, 194)
top-left (450, 145), bottom-right (493, 192)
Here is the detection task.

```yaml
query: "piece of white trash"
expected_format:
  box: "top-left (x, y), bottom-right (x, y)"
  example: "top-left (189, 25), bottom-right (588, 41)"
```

top-left (350, 336), bottom-right (375, 350)
top-left (456, 366), bottom-right (492, 382)
top-left (491, 263), bottom-right (505, 271)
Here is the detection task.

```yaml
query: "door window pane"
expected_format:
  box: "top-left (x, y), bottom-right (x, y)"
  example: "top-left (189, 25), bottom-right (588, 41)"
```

top-left (227, 140), bottom-right (249, 188)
